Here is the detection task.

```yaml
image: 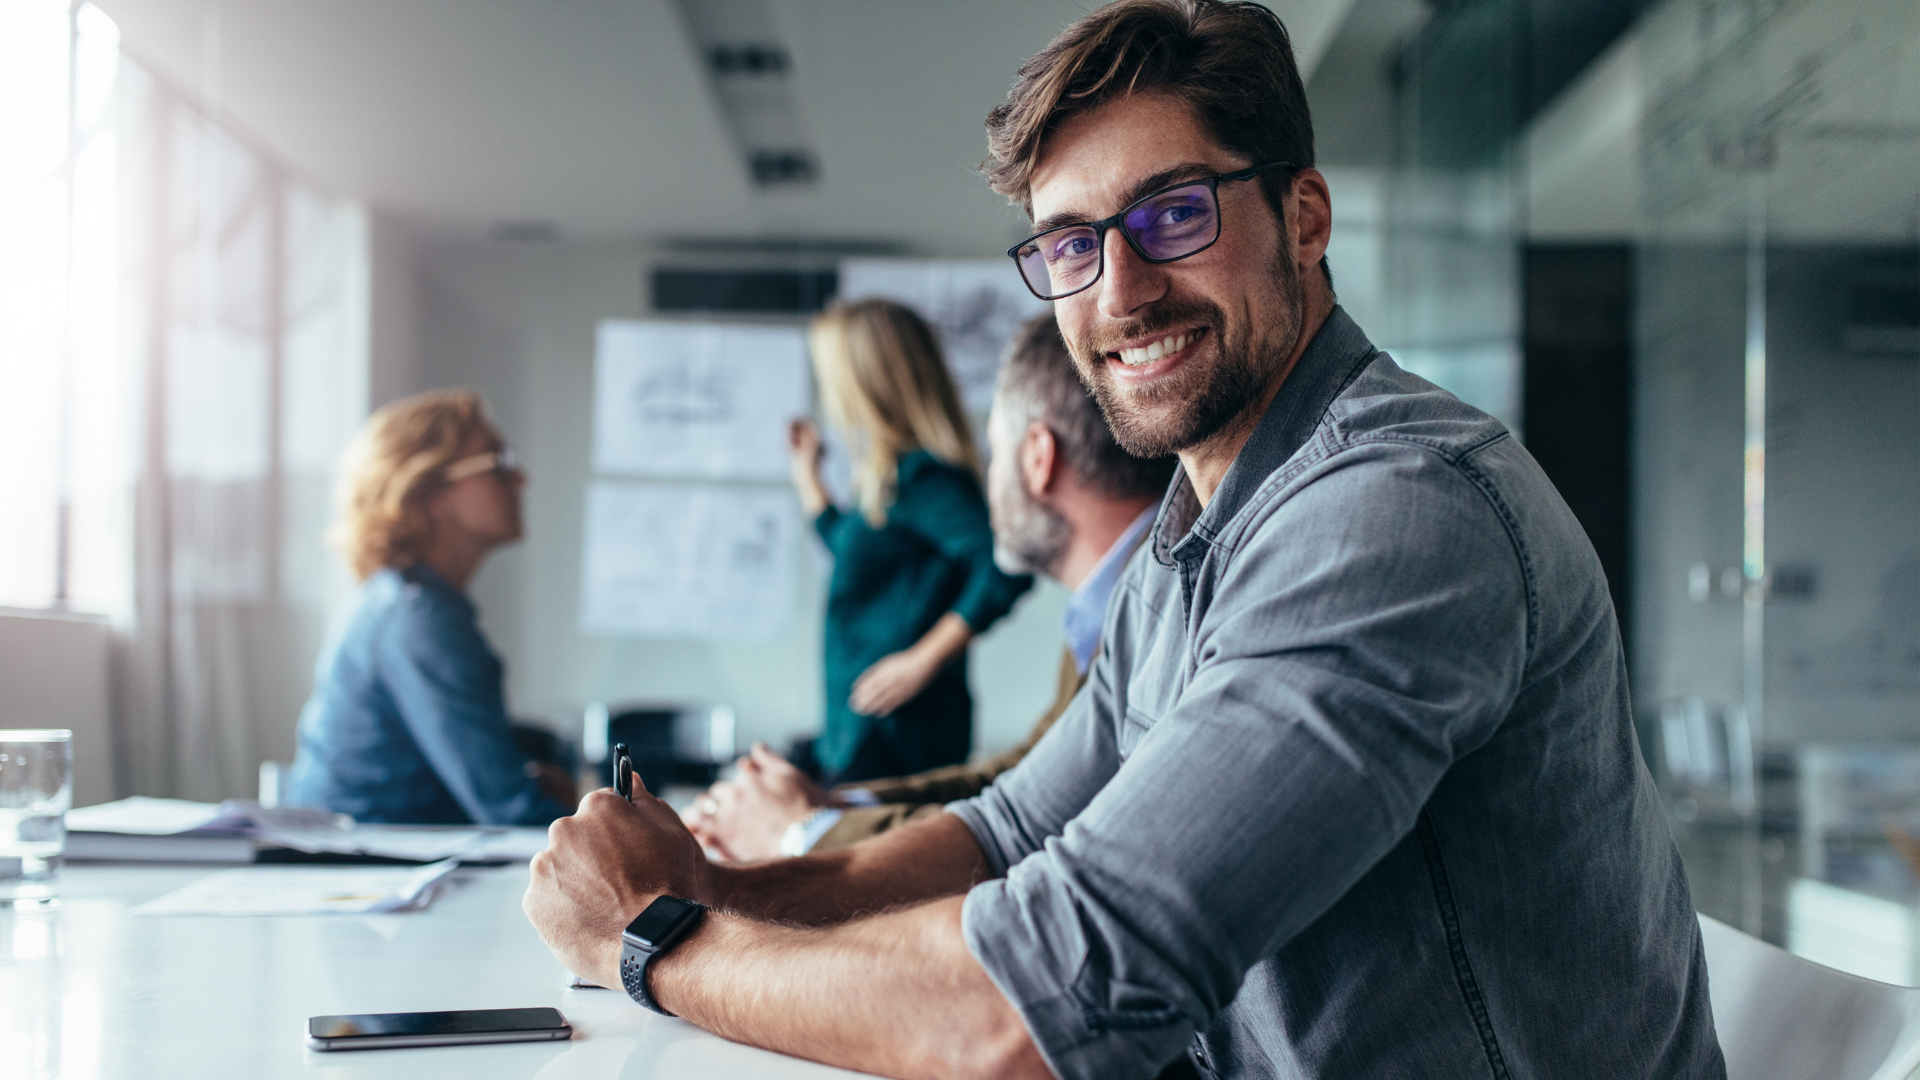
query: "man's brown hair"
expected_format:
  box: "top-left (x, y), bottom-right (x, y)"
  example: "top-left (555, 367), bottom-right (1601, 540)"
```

top-left (984, 0), bottom-right (1323, 280)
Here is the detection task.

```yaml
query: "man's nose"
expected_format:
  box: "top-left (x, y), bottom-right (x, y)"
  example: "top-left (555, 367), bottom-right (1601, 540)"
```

top-left (1096, 226), bottom-right (1167, 320)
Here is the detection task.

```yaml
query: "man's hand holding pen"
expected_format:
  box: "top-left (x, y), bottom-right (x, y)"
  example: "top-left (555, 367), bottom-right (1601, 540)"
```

top-left (524, 745), bottom-right (716, 992)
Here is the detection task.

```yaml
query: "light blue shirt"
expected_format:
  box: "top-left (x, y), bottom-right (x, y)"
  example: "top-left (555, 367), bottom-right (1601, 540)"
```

top-left (286, 565), bottom-right (567, 826)
top-left (1061, 507), bottom-right (1158, 675)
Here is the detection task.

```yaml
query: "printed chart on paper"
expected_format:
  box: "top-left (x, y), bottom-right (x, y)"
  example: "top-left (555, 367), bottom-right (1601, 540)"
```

top-left (592, 321), bottom-right (810, 481)
top-left (579, 481), bottom-right (796, 639)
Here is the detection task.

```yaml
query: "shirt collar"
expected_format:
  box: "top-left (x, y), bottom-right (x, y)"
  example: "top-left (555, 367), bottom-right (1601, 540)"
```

top-left (1062, 505), bottom-right (1158, 674)
top-left (398, 562), bottom-right (473, 613)
top-left (1151, 305), bottom-right (1378, 567)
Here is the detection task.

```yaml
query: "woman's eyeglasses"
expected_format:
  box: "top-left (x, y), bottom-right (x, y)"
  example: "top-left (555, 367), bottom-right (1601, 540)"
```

top-left (442, 445), bottom-right (521, 484)
top-left (1007, 161), bottom-right (1295, 301)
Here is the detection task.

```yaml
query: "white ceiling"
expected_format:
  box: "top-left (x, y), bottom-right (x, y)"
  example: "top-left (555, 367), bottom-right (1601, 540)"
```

top-left (94, 0), bottom-right (1356, 256)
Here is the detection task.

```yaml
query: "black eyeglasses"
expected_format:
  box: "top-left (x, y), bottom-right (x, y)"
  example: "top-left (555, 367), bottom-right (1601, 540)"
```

top-left (1007, 161), bottom-right (1296, 301)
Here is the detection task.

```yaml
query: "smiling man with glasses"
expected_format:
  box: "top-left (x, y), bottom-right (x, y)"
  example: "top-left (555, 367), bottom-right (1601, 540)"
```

top-left (523, 3), bottom-right (1725, 1078)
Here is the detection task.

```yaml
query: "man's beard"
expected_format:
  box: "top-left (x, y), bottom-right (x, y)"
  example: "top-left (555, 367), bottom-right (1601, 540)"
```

top-left (989, 459), bottom-right (1071, 577)
top-left (1071, 253), bottom-right (1303, 459)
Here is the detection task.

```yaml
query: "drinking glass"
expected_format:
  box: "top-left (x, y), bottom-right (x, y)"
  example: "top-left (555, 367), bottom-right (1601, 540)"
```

top-left (0, 730), bottom-right (73, 908)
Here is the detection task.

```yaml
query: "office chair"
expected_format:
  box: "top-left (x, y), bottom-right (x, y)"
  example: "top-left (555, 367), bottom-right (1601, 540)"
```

top-left (1699, 912), bottom-right (1920, 1080)
top-left (583, 702), bottom-right (735, 795)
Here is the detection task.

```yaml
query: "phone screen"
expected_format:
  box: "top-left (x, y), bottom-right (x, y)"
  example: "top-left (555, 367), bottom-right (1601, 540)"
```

top-left (309, 1007), bottom-right (565, 1040)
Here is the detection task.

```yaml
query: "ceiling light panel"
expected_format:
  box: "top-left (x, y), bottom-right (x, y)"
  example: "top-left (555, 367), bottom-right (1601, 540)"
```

top-left (674, 0), bottom-right (818, 188)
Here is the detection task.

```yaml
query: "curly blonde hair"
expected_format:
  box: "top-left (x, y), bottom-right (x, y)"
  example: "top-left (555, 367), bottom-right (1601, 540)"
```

top-left (329, 389), bottom-right (493, 581)
top-left (811, 299), bottom-right (979, 526)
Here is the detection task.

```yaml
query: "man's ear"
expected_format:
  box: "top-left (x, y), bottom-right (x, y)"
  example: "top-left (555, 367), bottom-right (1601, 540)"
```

top-left (1021, 421), bottom-right (1057, 498)
top-left (1289, 167), bottom-right (1333, 275)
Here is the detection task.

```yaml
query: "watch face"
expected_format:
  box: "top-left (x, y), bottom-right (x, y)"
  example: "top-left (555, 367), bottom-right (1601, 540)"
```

top-left (624, 896), bottom-right (698, 948)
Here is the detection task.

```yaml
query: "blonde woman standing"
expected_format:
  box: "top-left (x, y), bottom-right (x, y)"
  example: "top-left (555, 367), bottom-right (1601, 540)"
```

top-left (286, 389), bottom-right (572, 825)
top-left (789, 300), bottom-right (1033, 784)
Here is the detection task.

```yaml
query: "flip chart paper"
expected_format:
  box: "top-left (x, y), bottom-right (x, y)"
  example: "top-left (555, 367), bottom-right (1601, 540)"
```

top-left (592, 320), bottom-right (809, 481)
top-left (579, 480), bottom-right (796, 640)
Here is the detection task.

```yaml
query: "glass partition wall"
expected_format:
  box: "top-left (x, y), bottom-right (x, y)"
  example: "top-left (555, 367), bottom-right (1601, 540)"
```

top-left (1386, 0), bottom-right (1920, 977)
top-left (1635, 0), bottom-right (1920, 976)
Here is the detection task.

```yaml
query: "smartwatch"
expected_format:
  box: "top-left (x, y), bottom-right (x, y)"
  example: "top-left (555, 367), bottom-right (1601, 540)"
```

top-left (618, 896), bottom-right (705, 1015)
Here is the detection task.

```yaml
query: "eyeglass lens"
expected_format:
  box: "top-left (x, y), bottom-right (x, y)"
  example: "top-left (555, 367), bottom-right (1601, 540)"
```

top-left (1015, 181), bottom-right (1221, 300)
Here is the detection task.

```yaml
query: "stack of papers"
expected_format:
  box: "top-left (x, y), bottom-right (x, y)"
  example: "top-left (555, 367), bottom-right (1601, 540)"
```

top-left (66, 797), bottom-right (550, 864)
top-left (66, 798), bottom-right (314, 863)
top-left (132, 858), bottom-right (463, 916)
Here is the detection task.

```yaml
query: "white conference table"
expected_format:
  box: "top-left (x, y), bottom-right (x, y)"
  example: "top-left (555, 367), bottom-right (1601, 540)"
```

top-left (3, 860), bottom-right (874, 1080)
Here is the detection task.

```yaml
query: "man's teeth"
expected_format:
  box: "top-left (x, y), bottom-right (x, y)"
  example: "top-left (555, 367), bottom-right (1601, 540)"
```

top-left (1118, 331), bottom-right (1194, 367)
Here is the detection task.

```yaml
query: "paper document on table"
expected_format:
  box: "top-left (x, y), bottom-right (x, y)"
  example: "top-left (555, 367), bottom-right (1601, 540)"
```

top-left (68, 796), bottom-right (246, 835)
top-left (267, 824), bottom-right (548, 862)
top-left (69, 796), bottom-right (353, 838)
top-left (467, 827), bottom-right (550, 861)
top-left (258, 823), bottom-right (494, 862)
top-left (579, 480), bottom-right (796, 639)
top-left (132, 859), bottom-right (461, 916)
top-left (592, 320), bottom-right (809, 481)
top-left (67, 798), bottom-right (518, 863)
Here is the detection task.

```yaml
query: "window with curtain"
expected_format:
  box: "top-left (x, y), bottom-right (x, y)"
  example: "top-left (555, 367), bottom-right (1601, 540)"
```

top-left (0, 0), bottom-right (367, 800)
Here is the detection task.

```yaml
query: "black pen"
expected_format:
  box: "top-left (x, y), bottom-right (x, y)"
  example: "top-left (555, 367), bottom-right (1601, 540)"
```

top-left (612, 742), bottom-right (633, 800)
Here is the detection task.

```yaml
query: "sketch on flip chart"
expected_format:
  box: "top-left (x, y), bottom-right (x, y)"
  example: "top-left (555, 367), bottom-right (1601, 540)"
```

top-left (578, 481), bottom-right (797, 640)
top-left (591, 320), bottom-right (810, 481)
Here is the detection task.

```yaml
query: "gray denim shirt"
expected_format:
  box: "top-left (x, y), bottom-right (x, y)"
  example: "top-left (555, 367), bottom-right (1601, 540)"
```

top-left (950, 308), bottom-right (1724, 1080)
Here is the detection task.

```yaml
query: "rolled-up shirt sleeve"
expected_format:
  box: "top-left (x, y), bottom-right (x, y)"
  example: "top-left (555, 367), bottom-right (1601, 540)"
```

top-left (950, 446), bottom-right (1532, 1080)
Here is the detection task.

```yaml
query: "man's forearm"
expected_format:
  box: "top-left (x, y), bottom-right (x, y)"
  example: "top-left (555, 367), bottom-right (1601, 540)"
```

top-left (703, 812), bottom-right (992, 925)
top-left (651, 895), bottom-right (1049, 1080)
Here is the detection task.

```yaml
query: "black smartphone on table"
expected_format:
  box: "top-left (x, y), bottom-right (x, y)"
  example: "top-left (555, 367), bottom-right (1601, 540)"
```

top-left (307, 1007), bottom-right (571, 1051)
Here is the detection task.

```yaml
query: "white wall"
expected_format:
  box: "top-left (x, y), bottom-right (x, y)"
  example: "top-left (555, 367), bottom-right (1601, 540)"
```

top-left (411, 242), bottom-right (1070, 759)
top-left (0, 610), bottom-right (116, 808)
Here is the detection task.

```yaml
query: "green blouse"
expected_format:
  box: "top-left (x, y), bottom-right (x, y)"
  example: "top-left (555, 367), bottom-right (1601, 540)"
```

top-left (812, 450), bottom-right (1033, 778)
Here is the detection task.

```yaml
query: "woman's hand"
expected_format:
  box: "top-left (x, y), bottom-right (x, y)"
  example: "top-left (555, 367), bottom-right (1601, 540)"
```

top-left (787, 419), bottom-right (829, 516)
top-left (849, 649), bottom-right (942, 717)
top-left (849, 611), bottom-right (976, 717)
top-left (850, 612), bottom-right (976, 716)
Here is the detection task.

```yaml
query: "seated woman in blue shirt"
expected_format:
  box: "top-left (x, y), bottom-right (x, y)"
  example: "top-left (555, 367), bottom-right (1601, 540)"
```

top-left (789, 300), bottom-right (1033, 784)
top-left (286, 389), bottom-right (573, 825)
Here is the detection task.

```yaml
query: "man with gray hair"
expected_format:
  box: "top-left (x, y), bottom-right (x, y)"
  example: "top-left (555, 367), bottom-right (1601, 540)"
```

top-left (683, 312), bottom-right (1174, 862)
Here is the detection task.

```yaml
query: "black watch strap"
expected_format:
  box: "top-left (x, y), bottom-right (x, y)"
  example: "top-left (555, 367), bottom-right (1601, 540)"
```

top-left (618, 896), bottom-right (705, 1016)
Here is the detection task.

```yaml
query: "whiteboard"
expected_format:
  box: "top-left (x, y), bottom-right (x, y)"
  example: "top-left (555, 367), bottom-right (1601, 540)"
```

top-left (591, 321), bottom-right (810, 481)
top-left (837, 259), bottom-right (1049, 416)
top-left (578, 480), bottom-right (797, 640)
